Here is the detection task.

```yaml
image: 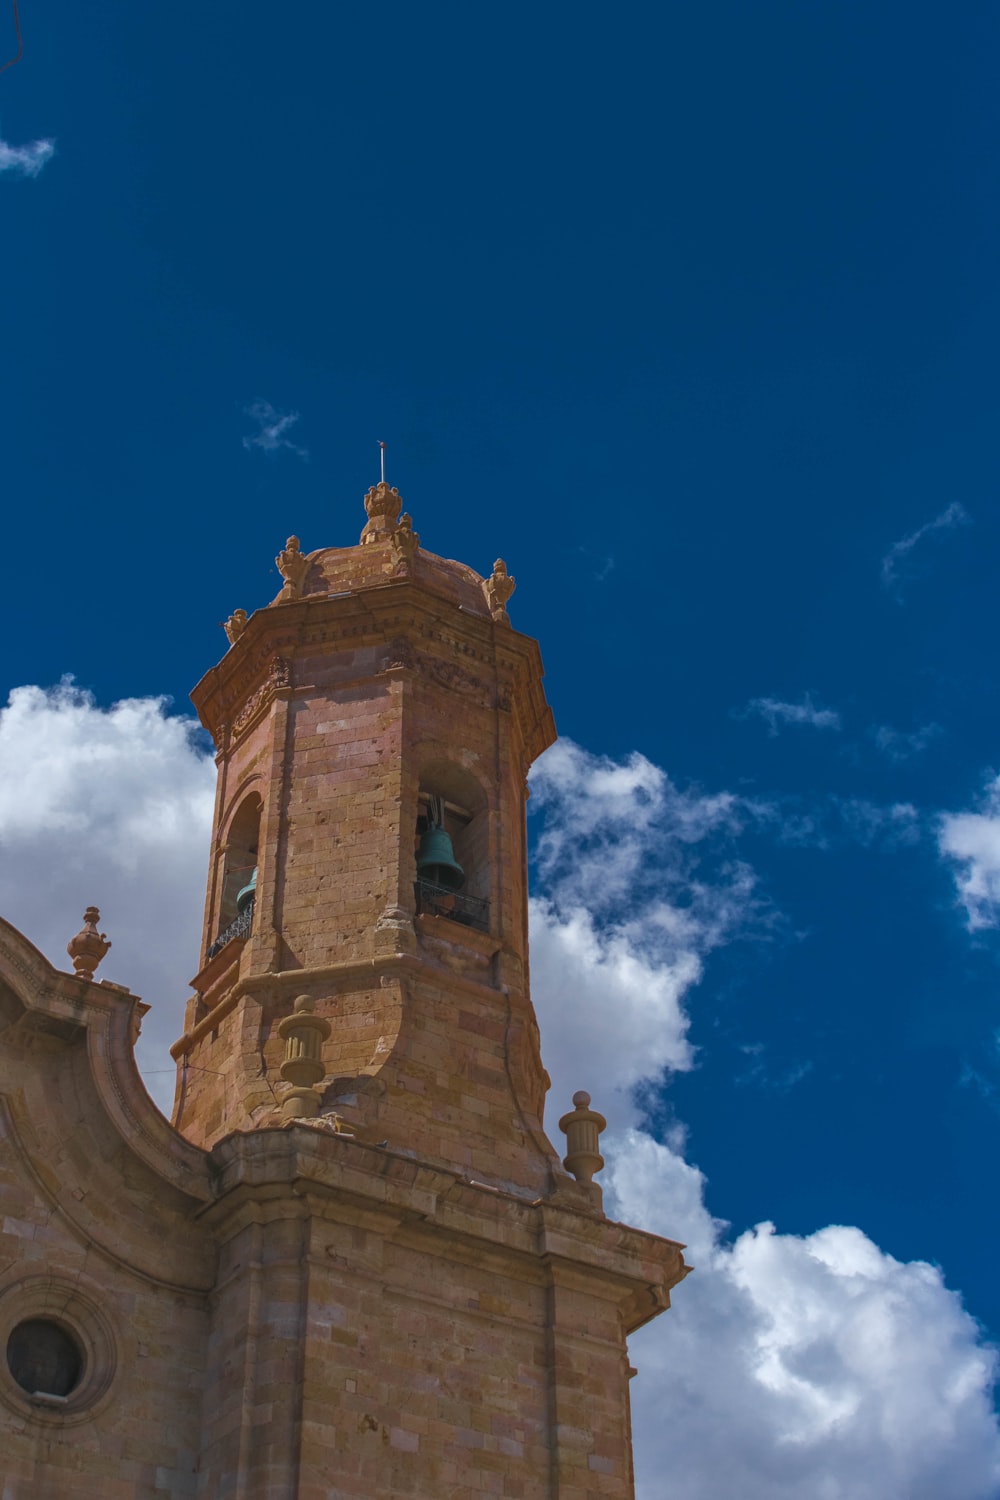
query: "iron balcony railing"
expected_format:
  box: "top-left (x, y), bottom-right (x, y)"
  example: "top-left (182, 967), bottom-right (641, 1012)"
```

top-left (207, 883), bottom-right (489, 957)
top-left (414, 878), bottom-right (489, 933)
top-left (207, 898), bottom-right (255, 959)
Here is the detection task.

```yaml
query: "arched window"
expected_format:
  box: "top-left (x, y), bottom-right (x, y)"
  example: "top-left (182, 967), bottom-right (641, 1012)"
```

top-left (414, 763), bottom-right (490, 931)
top-left (210, 794), bottom-right (261, 955)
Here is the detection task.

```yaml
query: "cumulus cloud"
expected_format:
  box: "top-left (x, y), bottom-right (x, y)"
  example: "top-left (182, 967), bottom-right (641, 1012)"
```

top-left (881, 502), bottom-right (971, 598)
top-left (0, 134), bottom-right (54, 178)
top-left (242, 398), bottom-right (309, 459)
top-left (529, 739), bottom-right (1000, 1498)
top-left (528, 740), bottom-right (763, 1127)
top-left (741, 694), bottom-right (842, 736)
top-left (1, 700), bottom-right (997, 1496)
top-left (0, 682), bottom-right (215, 1109)
top-left (939, 776), bottom-right (1000, 930)
top-left (617, 1139), bottom-right (1000, 1500)
top-left (530, 738), bottom-right (745, 911)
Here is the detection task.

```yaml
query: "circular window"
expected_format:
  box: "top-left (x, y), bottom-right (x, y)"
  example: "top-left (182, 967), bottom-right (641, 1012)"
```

top-left (7, 1318), bottom-right (84, 1398)
top-left (0, 1276), bottom-right (117, 1423)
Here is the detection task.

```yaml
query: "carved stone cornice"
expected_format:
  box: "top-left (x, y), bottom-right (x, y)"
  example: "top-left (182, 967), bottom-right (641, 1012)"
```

top-left (191, 580), bottom-right (556, 768)
top-left (198, 1128), bottom-right (689, 1331)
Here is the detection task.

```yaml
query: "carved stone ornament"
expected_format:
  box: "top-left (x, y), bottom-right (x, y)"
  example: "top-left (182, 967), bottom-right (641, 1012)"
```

top-left (383, 637), bottom-right (415, 672)
top-left (426, 656), bottom-right (489, 706)
top-left (67, 907), bottom-right (112, 981)
top-left (389, 512), bottom-right (420, 576)
top-left (223, 608), bottom-right (248, 646)
top-left (557, 1090), bottom-right (607, 1185)
top-left (360, 481), bottom-right (402, 545)
top-left (483, 558), bottom-right (516, 623)
top-left (231, 656), bottom-right (291, 740)
top-left (276, 535), bottom-right (310, 601)
top-left (278, 995), bottom-right (332, 1120)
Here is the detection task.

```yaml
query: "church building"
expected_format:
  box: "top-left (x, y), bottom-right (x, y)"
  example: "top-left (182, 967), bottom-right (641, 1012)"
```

top-left (0, 481), bottom-right (689, 1497)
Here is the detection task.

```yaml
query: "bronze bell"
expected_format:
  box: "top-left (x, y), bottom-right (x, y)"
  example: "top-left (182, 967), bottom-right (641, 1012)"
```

top-left (416, 825), bottom-right (465, 891)
top-left (236, 866), bottom-right (258, 915)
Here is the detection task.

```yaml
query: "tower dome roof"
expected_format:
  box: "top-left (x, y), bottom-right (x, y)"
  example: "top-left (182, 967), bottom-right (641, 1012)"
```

top-left (266, 481), bottom-right (510, 622)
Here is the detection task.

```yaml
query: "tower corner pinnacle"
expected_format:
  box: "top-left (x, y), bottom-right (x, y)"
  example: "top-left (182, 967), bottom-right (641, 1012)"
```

top-left (360, 479), bottom-right (403, 545)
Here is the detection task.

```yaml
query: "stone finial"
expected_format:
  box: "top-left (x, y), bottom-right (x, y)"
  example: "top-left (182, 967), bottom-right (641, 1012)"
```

top-left (558, 1091), bottom-right (606, 1185)
top-left (360, 481), bottom-right (402, 545)
top-left (389, 512), bottom-right (420, 576)
top-left (276, 535), bottom-right (310, 601)
top-left (223, 608), bottom-right (248, 646)
top-left (483, 558), bottom-right (516, 624)
top-left (277, 995), bottom-right (332, 1120)
top-left (67, 907), bottom-right (112, 981)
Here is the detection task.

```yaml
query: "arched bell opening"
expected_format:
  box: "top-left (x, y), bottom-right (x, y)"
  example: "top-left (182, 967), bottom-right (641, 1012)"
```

top-left (210, 793), bottom-right (262, 955)
top-left (414, 763), bottom-right (490, 932)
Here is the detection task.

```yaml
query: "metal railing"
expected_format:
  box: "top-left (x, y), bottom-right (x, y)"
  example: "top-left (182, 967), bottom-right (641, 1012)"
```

top-left (415, 878), bottom-right (489, 932)
top-left (207, 898), bottom-right (255, 959)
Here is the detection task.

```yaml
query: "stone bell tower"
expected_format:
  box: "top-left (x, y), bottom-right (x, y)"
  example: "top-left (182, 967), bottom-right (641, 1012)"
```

top-left (165, 480), bottom-right (689, 1496)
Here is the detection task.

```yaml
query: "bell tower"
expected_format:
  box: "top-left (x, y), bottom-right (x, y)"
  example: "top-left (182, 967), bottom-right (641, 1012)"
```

top-left (172, 485), bottom-right (557, 1190)
top-left (167, 481), bottom-right (689, 1496)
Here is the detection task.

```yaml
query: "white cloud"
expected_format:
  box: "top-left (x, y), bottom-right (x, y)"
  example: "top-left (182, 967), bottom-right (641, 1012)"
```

top-left (242, 398), bottom-right (308, 459)
top-left (530, 737), bottom-right (744, 905)
top-left (735, 1041), bottom-right (813, 1092)
top-left (741, 694), bottom-right (842, 736)
top-left (529, 739), bottom-right (1000, 1498)
top-left (819, 796), bottom-right (920, 849)
top-left (0, 682), bottom-right (215, 1109)
top-left (835, 797), bottom-right (920, 845)
top-left (939, 776), bottom-right (1000, 930)
top-left (615, 1139), bottom-right (1000, 1500)
top-left (881, 502), bottom-right (971, 597)
top-left (745, 793), bottom-right (920, 851)
top-left (529, 902), bottom-right (698, 1126)
top-left (529, 739), bottom-right (762, 1127)
top-left (0, 135), bottom-right (54, 178)
top-left (0, 701), bottom-right (996, 1496)
top-left (872, 722), bottom-right (943, 761)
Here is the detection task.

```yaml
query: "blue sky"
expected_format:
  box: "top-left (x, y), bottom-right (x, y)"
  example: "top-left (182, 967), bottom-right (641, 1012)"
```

top-left (3, 5), bottom-right (1000, 1494)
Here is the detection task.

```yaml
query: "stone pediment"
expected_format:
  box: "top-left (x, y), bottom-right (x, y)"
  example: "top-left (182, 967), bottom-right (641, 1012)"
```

top-left (0, 914), bottom-right (214, 1294)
